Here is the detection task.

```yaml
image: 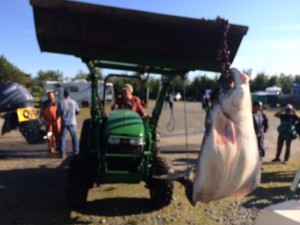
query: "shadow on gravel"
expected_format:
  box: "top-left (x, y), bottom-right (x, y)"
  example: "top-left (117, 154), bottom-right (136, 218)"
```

top-left (0, 157), bottom-right (86, 225)
top-left (260, 170), bottom-right (297, 183)
top-left (172, 157), bottom-right (197, 166)
top-left (160, 150), bottom-right (198, 155)
top-left (242, 170), bottom-right (296, 210)
top-left (79, 197), bottom-right (157, 216)
top-left (0, 149), bottom-right (62, 159)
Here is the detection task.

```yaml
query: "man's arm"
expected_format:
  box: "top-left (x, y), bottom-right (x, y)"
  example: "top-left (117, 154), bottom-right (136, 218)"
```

top-left (292, 108), bottom-right (300, 119)
top-left (57, 102), bottom-right (62, 117)
top-left (111, 96), bottom-right (121, 110)
top-left (263, 113), bottom-right (268, 132)
top-left (75, 101), bottom-right (80, 115)
top-left (274, 108), bottom-right (285, 118)
top-left (135, 96), bottom-right (149, 118)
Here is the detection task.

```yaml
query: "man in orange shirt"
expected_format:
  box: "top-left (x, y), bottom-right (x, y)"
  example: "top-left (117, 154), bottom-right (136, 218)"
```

top-left (40, 91), bottom-right (61, 153)
top-left (111, 84), bottom-right (150, 118)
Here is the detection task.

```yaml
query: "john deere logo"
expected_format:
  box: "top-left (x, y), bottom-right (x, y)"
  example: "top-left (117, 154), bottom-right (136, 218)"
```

top-left (17, 107), bottom-right (38, 122)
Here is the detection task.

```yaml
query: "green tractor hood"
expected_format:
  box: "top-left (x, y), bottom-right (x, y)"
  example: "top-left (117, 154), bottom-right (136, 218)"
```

top-left (107, 110), bottom-right (145, 138)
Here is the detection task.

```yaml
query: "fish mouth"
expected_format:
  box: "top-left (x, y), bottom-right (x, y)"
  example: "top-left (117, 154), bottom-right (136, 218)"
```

top-left (228, 68), bottom-right (248, 88)
top-left (221, 68), bottom-right (248, 91)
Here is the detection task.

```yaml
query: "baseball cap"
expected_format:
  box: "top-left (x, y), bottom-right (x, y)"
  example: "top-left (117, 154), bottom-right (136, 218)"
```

top-left (122, 84), bottom-right (133, 93)
top-left (285, 104), bottom-right (293, 110)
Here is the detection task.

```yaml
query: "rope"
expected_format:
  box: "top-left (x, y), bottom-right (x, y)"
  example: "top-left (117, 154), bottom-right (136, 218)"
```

top-left (167, 103), bottom-right (175, 131)
top-left (183, 77), bottom-right (189, 169)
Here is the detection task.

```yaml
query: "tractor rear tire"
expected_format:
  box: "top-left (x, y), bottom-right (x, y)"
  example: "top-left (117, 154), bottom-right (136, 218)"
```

top-left (148, 156), bottom-right (174, 208)
top-left (67, 154), bottom-right (98, 208)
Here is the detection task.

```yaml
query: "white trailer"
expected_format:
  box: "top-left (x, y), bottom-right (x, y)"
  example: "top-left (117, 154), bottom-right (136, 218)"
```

top-left (41, 80), bottom-right (114, 107)
top-left (265, 86), bottom-right (282, 95)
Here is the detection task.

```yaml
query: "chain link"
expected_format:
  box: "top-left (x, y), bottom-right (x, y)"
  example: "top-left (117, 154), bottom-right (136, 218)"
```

top-left (216, 17), bottom-right (231, 75)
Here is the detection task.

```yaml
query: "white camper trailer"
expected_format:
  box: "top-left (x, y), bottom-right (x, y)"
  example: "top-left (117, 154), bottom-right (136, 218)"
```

top-left (41, 80), bottom-right (114, 107)
top-left (265, 86), bottom-right (282, 95)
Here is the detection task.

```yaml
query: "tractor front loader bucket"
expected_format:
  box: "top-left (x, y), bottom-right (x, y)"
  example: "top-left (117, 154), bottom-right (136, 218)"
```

top-left (30, 0), bottom-right (248, 72)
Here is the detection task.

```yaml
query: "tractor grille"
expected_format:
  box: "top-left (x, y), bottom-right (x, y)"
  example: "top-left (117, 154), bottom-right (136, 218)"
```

top-left (106, 143), bottom-right (144, 171)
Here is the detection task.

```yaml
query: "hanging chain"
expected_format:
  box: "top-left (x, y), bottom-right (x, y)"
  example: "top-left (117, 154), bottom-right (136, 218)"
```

top-left (216, 17), bottom-right (231, 75)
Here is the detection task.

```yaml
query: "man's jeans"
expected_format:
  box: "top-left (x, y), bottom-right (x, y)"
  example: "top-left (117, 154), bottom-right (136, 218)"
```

top-left (61, 124), bottom-right (79, 154)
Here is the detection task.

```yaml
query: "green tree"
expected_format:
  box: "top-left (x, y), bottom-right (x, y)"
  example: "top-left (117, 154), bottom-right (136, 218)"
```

top-left (72, 70), bottom-right (89, 81)
top-left (34, 70), bottom-right (63, 87)
top-left (0, 55), bottom-right (26, 84)
top-left (73, 68), bottom-right (104, 81)
top-left (31, 70), bottom-right (63, 97)
top-left (172, 75), bottom-right (186, 97)
top-left (191, 75), bottom-right (215, 94)
top-left (294, 75), bottom-right (300, 84)
top-left (278, 73), bottom-right (293, 94)
top-left (267, 75), bottom-right (280, 87)
top-left (250, 72), bottom-right (268, 92)
top-left (147, 77), bottom-right (161, 99)
top-left (31, 82), bottom-right (44, 97)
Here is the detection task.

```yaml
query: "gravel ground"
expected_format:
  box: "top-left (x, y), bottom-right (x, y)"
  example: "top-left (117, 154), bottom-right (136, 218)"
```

top-left (0, 104), bottom-right (299, 224)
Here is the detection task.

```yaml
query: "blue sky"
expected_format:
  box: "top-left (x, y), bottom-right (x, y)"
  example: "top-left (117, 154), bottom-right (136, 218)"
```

top-left (0, 0), bottom-right (299, 79)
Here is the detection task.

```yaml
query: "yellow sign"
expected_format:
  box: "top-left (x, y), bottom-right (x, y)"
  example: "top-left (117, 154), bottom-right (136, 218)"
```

top-left (17, 107), bottom-right (39, 122)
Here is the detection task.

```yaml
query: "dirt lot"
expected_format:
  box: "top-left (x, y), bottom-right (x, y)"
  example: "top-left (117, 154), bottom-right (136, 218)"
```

top-left (0, 102), bottom-right (299, 225)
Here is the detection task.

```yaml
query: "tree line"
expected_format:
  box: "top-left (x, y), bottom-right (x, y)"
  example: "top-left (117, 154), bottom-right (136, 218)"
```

top-left (1, 55), bottom-right (300, 101)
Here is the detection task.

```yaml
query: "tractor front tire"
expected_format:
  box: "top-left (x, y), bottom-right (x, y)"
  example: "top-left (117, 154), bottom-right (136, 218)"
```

top-left (67, 154), bottom-right (98, 208)
top-left (148, 156), bottom-right (174, 208)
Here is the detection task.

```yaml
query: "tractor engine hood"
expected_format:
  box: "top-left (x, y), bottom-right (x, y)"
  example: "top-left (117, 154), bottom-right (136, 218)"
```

top-left (107, 110), bottom-right (145, 138)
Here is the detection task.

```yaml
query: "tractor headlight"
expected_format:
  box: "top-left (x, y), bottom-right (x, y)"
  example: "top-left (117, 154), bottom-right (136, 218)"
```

top-left (108, 137), bottom-right (121, 145)
top-left (129, 138), bottom-right (145, 146)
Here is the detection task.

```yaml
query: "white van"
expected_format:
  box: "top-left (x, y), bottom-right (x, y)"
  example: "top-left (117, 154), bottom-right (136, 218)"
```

top-left (41, 80), bottom-right (114, 107)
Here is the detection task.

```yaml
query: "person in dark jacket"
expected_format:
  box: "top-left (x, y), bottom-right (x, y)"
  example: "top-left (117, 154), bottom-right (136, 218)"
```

top-left (253, 101), bottom-right (265, 159)
top-left (272, 104), bottom-right (299, 164)
top-left (258, 101), bottom-right (269, 133)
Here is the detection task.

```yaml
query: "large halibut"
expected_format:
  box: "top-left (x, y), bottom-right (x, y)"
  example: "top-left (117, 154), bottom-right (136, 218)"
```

top-left (192, 68), bottom-right (261, 204)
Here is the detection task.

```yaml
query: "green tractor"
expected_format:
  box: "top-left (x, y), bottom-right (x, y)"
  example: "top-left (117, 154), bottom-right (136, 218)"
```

top-left (67, 63), bottom-right (177, 208)
top-left (30, 0), bottom-right (248, 208)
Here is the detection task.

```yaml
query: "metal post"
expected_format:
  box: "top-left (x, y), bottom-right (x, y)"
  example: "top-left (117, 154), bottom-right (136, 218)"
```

top-left (85, 60), bottom-right (103, 155)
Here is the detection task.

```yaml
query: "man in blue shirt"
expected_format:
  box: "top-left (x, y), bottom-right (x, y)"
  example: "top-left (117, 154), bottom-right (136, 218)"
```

top-left (57, 89), bottom-right (80, 158)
